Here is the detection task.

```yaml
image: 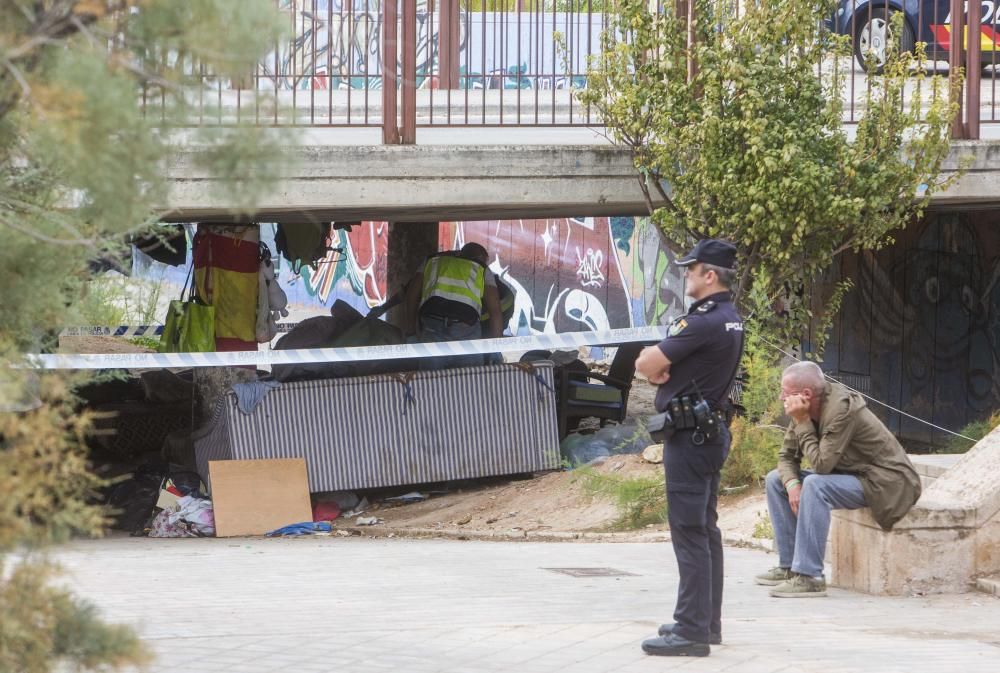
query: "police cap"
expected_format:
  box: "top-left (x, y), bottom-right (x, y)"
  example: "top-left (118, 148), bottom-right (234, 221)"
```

top-left (675, 239), bottom-right (737, 270)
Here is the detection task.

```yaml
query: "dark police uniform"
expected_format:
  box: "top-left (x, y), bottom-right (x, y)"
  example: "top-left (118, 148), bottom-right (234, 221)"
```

top-left (655, 290), bottom-right (743, 646)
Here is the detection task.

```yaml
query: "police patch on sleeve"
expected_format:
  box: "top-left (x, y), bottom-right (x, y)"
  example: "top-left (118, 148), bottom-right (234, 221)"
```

top-left (668, 318), bottom-right (688, 337)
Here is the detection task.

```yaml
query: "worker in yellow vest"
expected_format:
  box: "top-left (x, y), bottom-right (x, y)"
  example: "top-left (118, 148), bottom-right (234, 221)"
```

top-left (405, 242), bottom-right (503, 370)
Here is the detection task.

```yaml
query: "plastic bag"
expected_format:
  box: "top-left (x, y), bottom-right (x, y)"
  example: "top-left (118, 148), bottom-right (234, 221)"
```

top-left (560, 432), bottom-right (612, 467)
top-left (595, 422), bottom-right (653, 455)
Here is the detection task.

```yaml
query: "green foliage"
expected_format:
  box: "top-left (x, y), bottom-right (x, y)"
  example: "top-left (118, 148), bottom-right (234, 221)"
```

top-left (580, 0), bottom-right (964, 347)
top-left (944, 410), bottom-right (1000, 454)
top-left (721, 313), bottom-right (786, 488)
top-left (128, 336), bottom-right (160, 351)
top-left (575, 466), bottom-right (667, 529)
top-left (0, 558), bottom-right (148, 673)
top-left (80, 269), bottom-right (169, 330)
top-left (0, 2), bottom-right (294, 670)
top-left (722, 416), bottom-right (783, 489)
top-left (752, 515), bottom-right (774, 541)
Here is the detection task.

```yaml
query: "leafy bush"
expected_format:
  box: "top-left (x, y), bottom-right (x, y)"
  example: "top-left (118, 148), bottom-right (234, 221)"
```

top-left (722, 417), bottom-right (784, 489)
top-left (722, 295), bottom-right (786, 489)
top-left (574, 467), bottom-right (666, 530)
top-left (944, 411), bottom-right (1000, 454)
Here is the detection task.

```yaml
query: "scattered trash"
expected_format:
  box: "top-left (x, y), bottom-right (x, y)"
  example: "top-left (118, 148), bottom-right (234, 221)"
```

top-left (355, 516), bottom-right (382, 526)
top-left (385, 491), bottom-right (428, 503)
top-left (266, 521), bottom-right (333, 537)
top-left (149, 495), bottom-right (216, 538)
top-left (336, 530), bottom-right (351, 537)
top-left (342, 497), bottom-right (370, 518)
top-left (312, 501), bottom-right (342, 522)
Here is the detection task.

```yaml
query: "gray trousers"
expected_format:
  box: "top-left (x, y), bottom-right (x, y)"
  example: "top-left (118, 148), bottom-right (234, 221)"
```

top-left (764, 469), bottom-right (866, 578)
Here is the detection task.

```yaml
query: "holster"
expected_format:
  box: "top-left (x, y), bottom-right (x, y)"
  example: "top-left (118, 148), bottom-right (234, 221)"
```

top-left (647, 410), bottom-right (674, 443)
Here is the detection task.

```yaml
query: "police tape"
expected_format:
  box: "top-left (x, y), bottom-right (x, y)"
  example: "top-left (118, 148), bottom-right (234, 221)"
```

top-left (28, 326), bottom-right (667, 370)
top-left (59, 323), bottom-right (297, 338)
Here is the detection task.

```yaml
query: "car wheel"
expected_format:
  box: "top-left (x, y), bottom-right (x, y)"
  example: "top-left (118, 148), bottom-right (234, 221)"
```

top-left (853, 9), bottom-right (915, 73)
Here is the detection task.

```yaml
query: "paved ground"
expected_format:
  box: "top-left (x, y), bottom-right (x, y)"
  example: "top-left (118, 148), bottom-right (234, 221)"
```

top-left (55, 536), bottom-right (1000, 673)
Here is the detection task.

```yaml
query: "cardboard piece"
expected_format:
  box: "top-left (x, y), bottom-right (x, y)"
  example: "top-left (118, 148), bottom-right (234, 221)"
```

top-left (209, 458), bottom-right (312, 537)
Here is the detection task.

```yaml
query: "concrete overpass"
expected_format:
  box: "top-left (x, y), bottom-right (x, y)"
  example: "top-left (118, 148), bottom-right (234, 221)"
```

top-left (161, 130), bottom-right (1000, 224)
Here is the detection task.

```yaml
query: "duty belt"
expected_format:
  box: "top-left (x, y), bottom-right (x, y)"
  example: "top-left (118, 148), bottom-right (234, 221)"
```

top-left (647, 394), bottom-right (727, 446)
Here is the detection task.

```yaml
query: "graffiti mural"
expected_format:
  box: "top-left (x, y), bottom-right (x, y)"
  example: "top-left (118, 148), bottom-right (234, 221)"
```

top-left (279, 221), bottom-right (389, 314)
top-left (256, 5), bottom-right (597, 92)
top-left (133, 217), bottom-right (685, 342)
top-left (439, 217), bottom-right (684, 336)
top-left (820, 211), bottom-right (1000, 445)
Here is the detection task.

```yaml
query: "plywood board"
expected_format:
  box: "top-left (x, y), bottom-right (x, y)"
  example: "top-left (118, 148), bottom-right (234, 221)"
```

top-left (209, 458), bottom-right (312, 537)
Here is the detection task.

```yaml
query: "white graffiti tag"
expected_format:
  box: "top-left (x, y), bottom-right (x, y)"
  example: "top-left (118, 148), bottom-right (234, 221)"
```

top-left (576, 248), bottom-right (605, 288)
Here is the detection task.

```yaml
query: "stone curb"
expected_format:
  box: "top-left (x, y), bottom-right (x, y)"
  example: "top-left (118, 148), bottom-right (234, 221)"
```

top-left (722, 533), bottom-right (775, 553)
top-left (332, 525), bottom-right (773, 548)
top-left (975, 576), bottom-right (1000, 596)
top-left (332, 525), bottom-right (672, 542)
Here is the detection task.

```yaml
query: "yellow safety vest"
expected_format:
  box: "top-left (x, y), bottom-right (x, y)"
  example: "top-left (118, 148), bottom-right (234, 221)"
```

top-left (421, 255), bottom-right (486, 315)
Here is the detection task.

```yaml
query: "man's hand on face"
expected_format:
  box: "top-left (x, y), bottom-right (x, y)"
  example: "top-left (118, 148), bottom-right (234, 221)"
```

top-left (788, 482), bottom-right (802, 516)
top-left (783, 393), bottom-right (810, 424)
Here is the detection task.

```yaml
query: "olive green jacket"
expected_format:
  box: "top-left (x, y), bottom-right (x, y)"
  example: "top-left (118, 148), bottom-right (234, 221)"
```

top-left (778, 383), bottom-right (921, 530)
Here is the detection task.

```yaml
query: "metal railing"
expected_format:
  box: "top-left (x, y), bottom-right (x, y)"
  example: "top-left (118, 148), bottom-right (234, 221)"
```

top-left (140, 0), bottom-right (990, 141)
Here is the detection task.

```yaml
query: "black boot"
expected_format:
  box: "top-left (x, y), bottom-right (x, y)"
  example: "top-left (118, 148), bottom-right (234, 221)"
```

top-left (641, 633), bottom-right (710, 657)
top-left (658, 623), bottom-right (721, 645)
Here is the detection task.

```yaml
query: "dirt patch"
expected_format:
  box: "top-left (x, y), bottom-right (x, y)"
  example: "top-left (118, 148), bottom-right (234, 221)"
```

top-left (370, 454), bottom-right (656, 535)
top-left (58, 336), bottom-right (155, 354)
top-left (351, 453), bottom-right (768, 542)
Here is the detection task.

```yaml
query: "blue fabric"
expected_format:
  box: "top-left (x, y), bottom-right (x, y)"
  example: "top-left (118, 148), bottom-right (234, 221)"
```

top-left (418, 316), bottom-right (484, 370)
top-left (265, 521), bottom-right (332, 537)
top-left (231, 380), bottom-right (281, 414)
top-left (765, 469), bottom-right (866, 578)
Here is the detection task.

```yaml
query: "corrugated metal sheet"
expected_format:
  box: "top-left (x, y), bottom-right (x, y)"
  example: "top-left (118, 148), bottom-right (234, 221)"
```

top-left (195, 362), bottom-right (561, 493)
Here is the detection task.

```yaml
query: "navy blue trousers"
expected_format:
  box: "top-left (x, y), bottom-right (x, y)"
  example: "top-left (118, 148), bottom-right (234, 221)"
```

top-left (663, 426), bottom-right (730, 643)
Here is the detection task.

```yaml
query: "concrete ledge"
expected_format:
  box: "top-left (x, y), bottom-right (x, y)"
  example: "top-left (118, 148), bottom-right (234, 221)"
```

top-left (160, 144), bottom-right (663, 223)
top-left (909, 453), bottom-right (962, 480)
top-left (976, 576), bottom-right (1000, 596)
top-left (831, 430), bottom-right (1000, 595)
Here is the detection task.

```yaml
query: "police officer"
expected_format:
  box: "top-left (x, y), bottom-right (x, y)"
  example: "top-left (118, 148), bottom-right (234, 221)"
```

top-left (635, 238), bottom-right (744, 657)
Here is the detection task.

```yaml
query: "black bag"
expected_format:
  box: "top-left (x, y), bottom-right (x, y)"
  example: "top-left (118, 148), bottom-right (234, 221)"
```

top-left (106, 462), bottom-right (205, 535)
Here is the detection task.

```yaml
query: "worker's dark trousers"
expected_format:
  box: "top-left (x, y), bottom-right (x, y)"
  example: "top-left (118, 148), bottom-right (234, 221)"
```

top-left (663, 426), bottom-right (730, 644)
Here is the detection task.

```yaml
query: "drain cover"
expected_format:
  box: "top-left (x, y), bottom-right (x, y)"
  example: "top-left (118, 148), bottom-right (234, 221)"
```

top-left (544, 567), bottom-right (637, 577)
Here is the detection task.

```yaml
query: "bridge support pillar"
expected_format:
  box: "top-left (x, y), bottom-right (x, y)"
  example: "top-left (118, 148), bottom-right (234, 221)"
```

top-left (386, 222), bottom-right (439, 329)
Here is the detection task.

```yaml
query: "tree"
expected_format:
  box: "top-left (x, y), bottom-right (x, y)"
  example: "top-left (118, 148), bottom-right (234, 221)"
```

top-left (0, 2), bottom-right (290, 670)
top-left (579, 0), bottom-right (964, 349)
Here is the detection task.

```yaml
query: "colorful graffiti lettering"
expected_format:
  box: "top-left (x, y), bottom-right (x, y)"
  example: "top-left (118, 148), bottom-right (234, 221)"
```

top-left (280, 222), bottom-right (388, 314)
top-left (257, 5), bottom-right (595, 92)
top-left (440, 217), bottom-right (684, 335)
top-left (135, 217), bottom-right (683, 339)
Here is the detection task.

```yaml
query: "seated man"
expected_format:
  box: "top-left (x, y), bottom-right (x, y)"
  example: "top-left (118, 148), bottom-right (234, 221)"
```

top-left (757, 361), bottom-right (921, 597)
top-left (404, 242), bottom-right (502, 370)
